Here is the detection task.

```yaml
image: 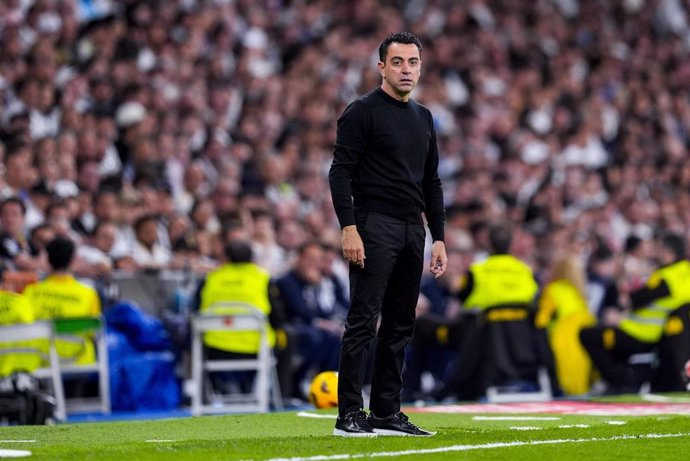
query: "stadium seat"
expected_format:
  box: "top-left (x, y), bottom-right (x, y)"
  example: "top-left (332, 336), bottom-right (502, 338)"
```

top-left (478, 306), bottom-right (553, 402)
top-left (33, 316), bottom-right (111, 417)
top-left (433, 306), bottom-right (554, 403)
top-left (0, 321), bottom-right (66, 421)
top-left (190, 303), bottom-right (282, 415)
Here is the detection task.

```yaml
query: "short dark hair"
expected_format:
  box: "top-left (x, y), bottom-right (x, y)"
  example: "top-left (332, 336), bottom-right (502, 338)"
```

top-left (659, 232), bottom-right (686, 261)
top-left (134, 213), bottom-right (159, 233)
top-left (0, 196), bottom-right (26, 216)
top-left (297, 240), bottom-right (323, 256)
top-left (488, 222), bottom-right (513, 254)
top-left (624, 234), bottom-right (642, 253)
top-left (224, 239), bottom-right (253, 263)
top-left (46, 237), bottom-right (75, 271)
top-left (378, 31), bottom-right (422, 62)
top-left (590, 243), bottom-right (614, 263)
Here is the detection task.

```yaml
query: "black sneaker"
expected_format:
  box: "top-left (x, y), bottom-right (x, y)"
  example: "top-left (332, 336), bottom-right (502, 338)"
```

top-left (333, 410), bottom-right (377, 437)
top-left (368, 411), bottom-right (435, 436)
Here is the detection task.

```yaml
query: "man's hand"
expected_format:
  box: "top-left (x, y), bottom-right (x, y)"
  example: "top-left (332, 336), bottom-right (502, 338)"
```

top-left (342, 225), bottom-right (365, 268)
top-left (429, 240), bottom-right (447, 278)
top-left (314, 318), bottom-right (345, 335)
top-left (602, 307), bottom-right (625, 327)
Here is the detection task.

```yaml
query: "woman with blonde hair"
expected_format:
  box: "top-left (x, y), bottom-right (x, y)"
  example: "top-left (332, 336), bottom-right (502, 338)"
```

top-left (536, 251), bottom-right (596, 395)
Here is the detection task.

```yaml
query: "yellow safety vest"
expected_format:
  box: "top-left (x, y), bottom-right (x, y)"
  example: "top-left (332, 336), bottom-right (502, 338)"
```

top-left (463, 255), bottom-right (538, 310)
top-left (536, 280), bottom-right (594, 328)
top-left (0, 290), bottom-right (43, 376)
top-left (199, 263), bottom-right (275, 354)
top-left (536, 280), bottom-right (595, 395)
top-left (620, 260), bottom-right (690, 343)
top-left (24, 274), bottom-right (101, 364)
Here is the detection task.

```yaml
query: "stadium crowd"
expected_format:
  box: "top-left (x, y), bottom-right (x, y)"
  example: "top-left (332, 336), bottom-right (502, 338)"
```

top-left (2, 0), bottom-right (690, 403)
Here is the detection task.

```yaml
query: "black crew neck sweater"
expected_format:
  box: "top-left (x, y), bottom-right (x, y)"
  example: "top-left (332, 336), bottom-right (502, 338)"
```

top-left (329, 87), bottom-right (445, 242)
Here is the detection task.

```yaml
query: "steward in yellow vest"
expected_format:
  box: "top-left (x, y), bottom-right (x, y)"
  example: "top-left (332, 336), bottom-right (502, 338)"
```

top-left (23, 237), bottom-right (101, 366)
top-left (198, 241), bottom-right (277, 354)
top-left (620, 259), bottom-right (690, 343)
top-left (436, 223), bottom-right (545, 401)
top-left (0, 282), bottom-right (42, 376)
top-left (196, 239), bottom-right (289, 396)
top-left (461, 254), bottom-right (538, 311)
top-left (580, 232), bottom-right (690, 394)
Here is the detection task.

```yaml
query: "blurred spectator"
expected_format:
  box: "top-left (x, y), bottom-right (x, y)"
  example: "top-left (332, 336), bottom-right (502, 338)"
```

top-left (74, 221), bottom-right (117, 279)
top-left (28, 223), bottom-right (55, 259)
top-left (90, 189), bottom-right (131, 255)
top-left (170, 228), bottom-right (217, 274)
top-left (586, 242), bottom-right (623, 322)
top-left (580, 232), bottom-right (690, 394)
top-left (536, 252), bottom-right (596, 395)
top-left (276, 240), bottom-right (345, 398)
top-left (620, 234), bottom-right (655, 300)
top-left (131, 213), bottom-right (172, 271)
top-left (0, 196), bottom-right (47, 272)
top-left (319, 229), bottom-right (349, 294)
top-left (0, 143), bottom-right (36, 200)
top-left (250, 208), bottom-right (285, 276)
top-left (275, 217), bottom-right (306, 263)
top-left (188, 197), bottom-right (220, 235)
top-left (44, 199), bottom-right (80, 242)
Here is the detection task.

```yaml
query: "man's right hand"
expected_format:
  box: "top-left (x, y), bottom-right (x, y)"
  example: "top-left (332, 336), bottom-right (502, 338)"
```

top-left (342, 225), bottom-right (365, 268)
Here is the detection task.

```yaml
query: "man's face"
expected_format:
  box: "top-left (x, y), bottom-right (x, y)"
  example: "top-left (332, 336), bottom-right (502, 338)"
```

top-left (378, 43), bottom-right (421, 99)
top-left (94, 225), bottom-right (116, 252)
top-left (298, 244), bottom-right (324, 285)
top-left (137, 220), bottom-right (159, 246)
top-left (0, 203), bottom-right (25, 235)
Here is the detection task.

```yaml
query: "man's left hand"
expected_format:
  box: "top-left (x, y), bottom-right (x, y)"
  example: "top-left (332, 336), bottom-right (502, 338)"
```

top-left (429, 240), bottom-right (447, 278)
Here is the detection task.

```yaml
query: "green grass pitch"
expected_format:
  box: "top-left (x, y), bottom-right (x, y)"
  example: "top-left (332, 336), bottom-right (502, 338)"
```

top-left (1, 400), bottom-right (689, 460)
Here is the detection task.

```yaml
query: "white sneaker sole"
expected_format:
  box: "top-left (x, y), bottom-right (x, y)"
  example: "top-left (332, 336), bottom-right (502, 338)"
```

top-left (373, 428), bottom-right (436, 437)
top-left (332, 429), bottom-right (378, 437)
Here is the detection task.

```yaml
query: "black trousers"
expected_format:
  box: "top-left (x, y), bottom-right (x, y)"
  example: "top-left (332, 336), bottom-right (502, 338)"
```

top-left (579, 326), bottom-right (654, 388)
top-left (653, 305), bottom-right (690, 392)
top-left (337, 211), bottom-right (425, 417)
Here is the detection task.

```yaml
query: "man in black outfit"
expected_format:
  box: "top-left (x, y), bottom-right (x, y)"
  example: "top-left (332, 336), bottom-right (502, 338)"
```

top-left (328, 32), bottom-right (447, 437)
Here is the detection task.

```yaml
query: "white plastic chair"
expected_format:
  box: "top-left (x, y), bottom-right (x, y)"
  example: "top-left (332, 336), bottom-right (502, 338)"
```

top-left (33, 316), bottom-right (111, 417)
top-left (0, 321), bottom-right (66, 421)
top-left (190, 302), bottom-right (282, 415)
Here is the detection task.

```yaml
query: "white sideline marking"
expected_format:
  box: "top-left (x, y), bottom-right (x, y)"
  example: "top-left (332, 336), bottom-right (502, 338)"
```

top-left (642, 393), bottom-right (690, 404)
top-left (297, 412), bottom-right (337, 419)
top-left (264, 432), bottom-right (690, 461)
top-left (473, 416), bottom-right (560, 421)
top-left (509, 424), bottom-right (592, 431)
top-left (606, 421), bottom-right (627, 425)
top-left (145, 440), bottom-right (177, 443)
top-left (0, 449), bottom-right (32, 458)
top-left (0, 442), bottom-right (34, 444)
